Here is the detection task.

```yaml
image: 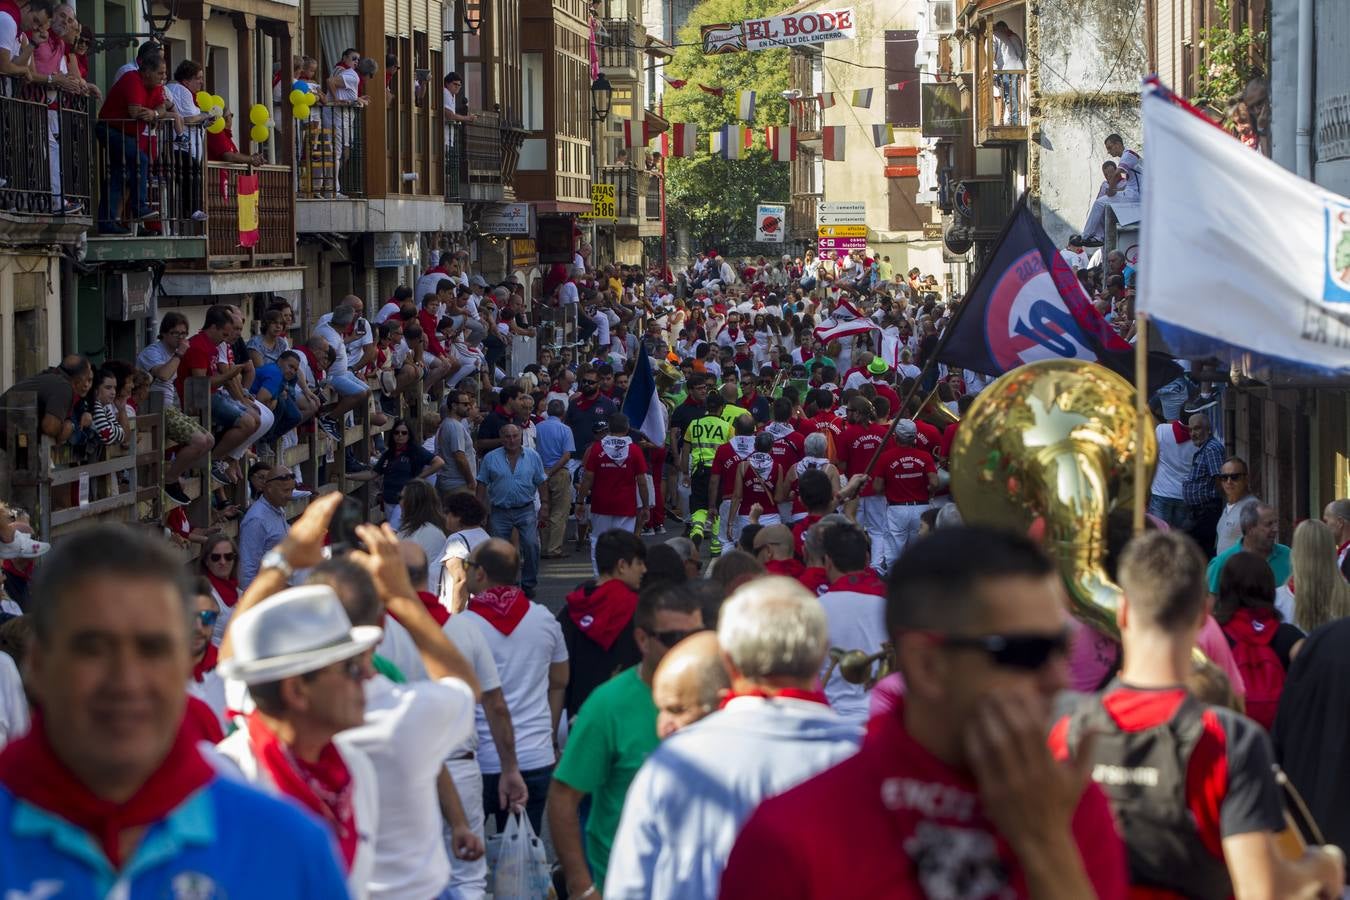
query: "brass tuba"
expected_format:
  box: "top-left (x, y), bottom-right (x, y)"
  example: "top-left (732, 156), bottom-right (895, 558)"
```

top-left (823, 643), bottom-right (896, 691)
top-left (948, 360), bottom-right (1156, 636)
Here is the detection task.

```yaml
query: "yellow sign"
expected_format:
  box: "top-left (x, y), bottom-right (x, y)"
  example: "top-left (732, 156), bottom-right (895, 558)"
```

top-left (817, 224), bottom-right (867, 237)
top-left (581, 183), bottom-right (617, 220)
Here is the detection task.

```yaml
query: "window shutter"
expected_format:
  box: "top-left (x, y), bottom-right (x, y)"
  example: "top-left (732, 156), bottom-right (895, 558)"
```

top-left (885, 30), bottom-right (920, 128)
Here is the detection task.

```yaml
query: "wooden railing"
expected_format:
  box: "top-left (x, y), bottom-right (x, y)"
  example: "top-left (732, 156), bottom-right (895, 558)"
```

top-left (791, 95), bottom-right (821, 138)
top-left (203, 163), bottom-right (296, 267)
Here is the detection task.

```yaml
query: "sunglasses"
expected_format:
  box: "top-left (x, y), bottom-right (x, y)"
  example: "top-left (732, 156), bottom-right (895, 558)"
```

top-left (651, 627), bottom-right (706, 647)
top-left (581, 380), bottom-right (598, 387)
top-left (196, 610), bottom-right (220, 627)
top-left (266, 473), bottom-right (296, 483)
top-left (1217, 473), bottom-right (1246, 482)
top-left (209, 551), bottom-right (236, 562)
top-left (920, 629), bottom-right (1071, 671)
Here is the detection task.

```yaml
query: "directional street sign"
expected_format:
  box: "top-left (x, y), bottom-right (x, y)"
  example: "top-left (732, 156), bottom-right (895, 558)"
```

top-left (818, 201), bottom-right (866, 225)
top-left (817, 224), bottom-right (867, 238)
top-left (817, 236), bottom-right (868, 250)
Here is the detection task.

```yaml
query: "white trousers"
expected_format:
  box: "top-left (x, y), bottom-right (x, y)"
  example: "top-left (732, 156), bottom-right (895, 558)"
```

top-left (590, 513), bottom-right (636, 574)
top-left (229, 399), bottom-right (274, 460)
top-left (1083, 191), bottom-right (1140, 240)
top-left (861, 495), bottom-right (890, 572)
top-left (885, 503), bottom-right (928, 568)
top-left (445, 755), bottom-right (487, 900)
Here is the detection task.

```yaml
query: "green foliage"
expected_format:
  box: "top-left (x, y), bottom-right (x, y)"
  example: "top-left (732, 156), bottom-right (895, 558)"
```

top-left (1194, 0), bottom-right (1266, 107)
top-left (662, 0), bottom-right (792, 252)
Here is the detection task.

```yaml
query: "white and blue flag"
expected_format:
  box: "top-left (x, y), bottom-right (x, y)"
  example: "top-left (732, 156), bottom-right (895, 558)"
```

top-left (622, 345), bottom-right (667, 446)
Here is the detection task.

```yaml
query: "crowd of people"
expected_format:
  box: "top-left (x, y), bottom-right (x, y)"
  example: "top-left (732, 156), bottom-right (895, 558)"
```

top-left (0, 230), bottom-right (1348, 900)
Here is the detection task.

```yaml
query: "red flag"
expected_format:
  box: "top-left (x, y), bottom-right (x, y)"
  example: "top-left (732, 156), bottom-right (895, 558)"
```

top-left (742, 126), bottom-right (754, 150)
top-left (237, 173), bottom-right (260, 248)
top-left (822, 125), bottom-right (845, 162)
top-left (697, 84), bottom-right (726, 98)
top-left (623, 119), bottom-right (655, 148)
top-left (766, 125), bottom-right (797, 161)
top-left (663, 123), bottom-right (697, 157)
top-left (663, 76), bottom-right (688, 89)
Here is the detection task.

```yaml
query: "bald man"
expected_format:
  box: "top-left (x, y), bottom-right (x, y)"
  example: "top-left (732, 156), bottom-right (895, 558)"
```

top-left (752, 524), bottom-right (805, 579)
top-left (652, 631), bottom-right (730, 739)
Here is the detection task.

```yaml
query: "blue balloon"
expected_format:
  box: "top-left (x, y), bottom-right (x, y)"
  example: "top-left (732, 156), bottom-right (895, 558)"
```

top-left (292, 81), bottom-right (312, 95)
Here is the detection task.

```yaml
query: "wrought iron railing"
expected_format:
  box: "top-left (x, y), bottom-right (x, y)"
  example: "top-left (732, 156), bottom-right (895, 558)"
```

top-left (298, 104), bottom-right (366, 198)
top-left (0, 76), bottom-right (92, 216)
top-left (93, 118), bottom-right (205, 235)
top-left (599, 19), bottom-right (639, 74)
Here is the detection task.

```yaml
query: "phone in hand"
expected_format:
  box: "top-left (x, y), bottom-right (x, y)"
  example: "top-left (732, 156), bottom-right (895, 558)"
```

top-left (327, 495), bottom-right (366, 554)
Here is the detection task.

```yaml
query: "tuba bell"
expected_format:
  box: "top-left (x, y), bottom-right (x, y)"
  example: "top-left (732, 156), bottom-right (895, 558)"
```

top-left (948, 360), bottom-right (1156, 636)
top-left (823, 643), bottom-right (896, 691)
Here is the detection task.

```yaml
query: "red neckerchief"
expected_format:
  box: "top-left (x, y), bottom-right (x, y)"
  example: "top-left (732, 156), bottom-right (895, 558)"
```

top-left (827, 570), bottom-right (886, 597)
top-left (192, 644), bottom-right (218, 683)
top-left (245, 712), bottom-right (357, 871)
top-left (206, 572), bottom-right (239, 608)
top-left (297, 345), bottom-right (326, 382)
top-left (765, 557), bottom-right (807, 578)
top-left (417, 590), bottom-right (449, 625)
top-left (2, 557), bottom-right (33, 580)
top-left (718, 686), bottom-right (830, 709)
top-left (565, 579), bottom-right (638, 651)
top-left (799, 347), bottom-right (814, 362)
top-left (1170, 420), bottom-right (1190, 443)
top-left (468, 584), bottom-right (531, 635)
top-left (182, 695), bottom-right (225, 745)
top-left (570, 391), bottom-right (604, 412)
top-left (800, 566), bottom-right (829, 595)
top-left (0, 708), bottom-right (215, 867)
top-left (1337, 539), bottom-right (1350, 559)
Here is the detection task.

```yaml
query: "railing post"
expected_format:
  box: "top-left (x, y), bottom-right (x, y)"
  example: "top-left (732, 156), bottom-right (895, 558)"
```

top-left (182, 376), bottom-right (215, 529)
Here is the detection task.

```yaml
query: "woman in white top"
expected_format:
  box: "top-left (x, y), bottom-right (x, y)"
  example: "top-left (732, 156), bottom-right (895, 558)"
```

top-left (438, 492), bottom-right (493, 612)
top-left (397, 481), bottom-right (449, 595)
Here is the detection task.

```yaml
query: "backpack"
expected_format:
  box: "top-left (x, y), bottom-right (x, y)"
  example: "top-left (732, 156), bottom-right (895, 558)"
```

top-left (1227, 634), bottom-right (1286, 731)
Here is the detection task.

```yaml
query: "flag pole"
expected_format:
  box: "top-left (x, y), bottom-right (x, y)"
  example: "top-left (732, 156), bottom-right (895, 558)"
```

top-left (1133, 312), bottom-right (1149, 536)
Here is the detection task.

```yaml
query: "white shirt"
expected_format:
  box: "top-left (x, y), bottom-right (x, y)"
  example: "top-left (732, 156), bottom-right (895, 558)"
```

top-left (217, 723), bottom-right (380, 900)
top-left (0, 9), bottom-right (20, 59)
top-left (318, 311), bottom-right (375, 361)
top-left (313, 320), bottom-right (352, 378)
top-left (438, 526), bottom-right (491, 608)
top-left (332, 64), bottom-right (359, 102)
top-left (1060, 247), bottom-right (1090, 270)
top-left (374, 300), bottom-right (401, 324)
top-left (186, 671), bottom-right (228, 733)
top-left (817, 584), bottom-right (888, 723)
top-left (378, 616), bottom-right (429, 682)
top-left (1151, 422), bottom-right (1198, 501)
top-left (559, 281), bottom-right (579, 305)
top-left (442, 614), bottom-right (502, 756)
top-left (342, 674), bottom-right (476, 900)
top-left (592, 309), bottom-right (611, 349)
top-left (164, 82), bottom-right (205, 158)
top-left (0, 652), bottom-right (29, 750)
top-left (462, 602), bottom-right (568, 773)
top-left (113, 60), bottom-right (139, 82)
top-left (404, 522), bottom-right (448, 594)
top-left (1216, 495), bottom-right (1258, 556)
top-left (606, 697), bottom-right (861, 900)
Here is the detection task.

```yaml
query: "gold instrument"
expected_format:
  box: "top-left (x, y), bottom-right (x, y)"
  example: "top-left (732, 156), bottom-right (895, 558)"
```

top-left (918, 393), bottom-right (960, 430)
top-left (823, 643), bottom-right (896, 691)
top-left (949, 360), bottom-right (1156, 636)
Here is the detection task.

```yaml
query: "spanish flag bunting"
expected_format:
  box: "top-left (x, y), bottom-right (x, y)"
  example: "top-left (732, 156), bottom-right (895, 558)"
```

top-left (822, 125), bottom-right (845, 161)
top-left (237, 173), bottom-right (260, 248)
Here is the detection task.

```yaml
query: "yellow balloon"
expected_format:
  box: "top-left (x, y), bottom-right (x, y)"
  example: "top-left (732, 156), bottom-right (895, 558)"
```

top-left (288, 89), bottom-right (305, 106)
top-left (211, 95), bottom-right (225, 111)
top-left (194, 90), bottom-right (212, 109)
top-left (291, 102), bottom-right (311, 119)
top-left (250, 124), bottom-right (270, 143)
top-left (206, 117), bottom-right (226, 134)
top-left (249, 104), bottom-right (269, 126)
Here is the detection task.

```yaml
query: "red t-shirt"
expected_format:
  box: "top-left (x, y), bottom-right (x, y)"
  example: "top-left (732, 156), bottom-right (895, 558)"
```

top-left (1048, 685), bottom-right (1283, 897)
top-left (712, 440), bottom-right (750, 505)
top-left (584, 438), bottom-right (648, 517)
top-left (722, 699), bottom-right (1129, 900)
top-left (734, 455), bottom-right (782, 516)
top-left (840, 423), bottom-right (887, 496)
top-left (98, 70), bottom-right (166, 135)
top-left (792, 512), bottom-right (823, 558)
top-left (914, 419), bottom-right (943, 457)
top-left (870, 381), bottom-right (901, 417)
top-left (767, 428), bottom-right (805, 469)
top-left (876, 446), bottom-right (936, 503)
top-left (177, 331), bottom-right (220, 402)
top-left (940, 422), bottom-right (960, 459)
top-left (799, 565), bottom-right (829, 595)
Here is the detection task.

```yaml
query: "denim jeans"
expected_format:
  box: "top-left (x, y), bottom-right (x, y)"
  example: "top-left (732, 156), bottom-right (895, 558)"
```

top-left (488, 503), bottom-right (541, 591)
top-left (264, 395), bottom-right (301, 444)
top-left (1148, 495), bottom-right (1189, 531)
top-left (481, 764), bottom-right (554, 836)
top-left (97, 123), bottom-right (148, 227)
top-left (996, 73), bottom-right (1022, 125)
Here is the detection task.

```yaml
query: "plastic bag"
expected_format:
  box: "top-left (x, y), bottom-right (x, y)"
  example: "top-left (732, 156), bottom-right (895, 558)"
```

top-left (488, 812), bottom-right (557, 900)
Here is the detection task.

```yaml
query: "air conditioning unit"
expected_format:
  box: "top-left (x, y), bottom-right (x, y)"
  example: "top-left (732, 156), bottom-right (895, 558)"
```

top-left (927, 0), bottom-right (956, 34)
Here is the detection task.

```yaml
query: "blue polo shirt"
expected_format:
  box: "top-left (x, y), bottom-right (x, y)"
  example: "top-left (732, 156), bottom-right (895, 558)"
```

top-left (478, 446), bottom-right (546, 509)
top-left (0, 778), bottom-right (348, 898)
top-left (534, 415), bottom-right (576, 469)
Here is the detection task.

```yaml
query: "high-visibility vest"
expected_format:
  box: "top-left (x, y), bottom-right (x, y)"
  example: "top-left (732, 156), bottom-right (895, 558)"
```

top-left (688, 415), bottom-right (730, 469)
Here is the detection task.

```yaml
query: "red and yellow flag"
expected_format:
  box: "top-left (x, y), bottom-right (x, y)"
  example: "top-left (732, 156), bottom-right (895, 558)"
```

top-left (237, 174), bottom-right (260, 248)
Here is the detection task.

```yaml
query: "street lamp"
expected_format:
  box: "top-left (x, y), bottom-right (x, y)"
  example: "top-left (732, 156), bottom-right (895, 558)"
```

top-left (443, 0), bottom-right (484, 39)
top-left (589, 74), bottom-right (613, 267)
top-left (141, 0), bottom-right (178, 37)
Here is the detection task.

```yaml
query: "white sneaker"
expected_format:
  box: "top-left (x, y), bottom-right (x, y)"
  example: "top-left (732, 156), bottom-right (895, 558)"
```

top-left (0, 531), bottom-right (50, 559)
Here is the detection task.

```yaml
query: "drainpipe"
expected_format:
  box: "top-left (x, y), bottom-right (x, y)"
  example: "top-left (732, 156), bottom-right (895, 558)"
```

top-left (1295, 0), bottom-right (1314, 180)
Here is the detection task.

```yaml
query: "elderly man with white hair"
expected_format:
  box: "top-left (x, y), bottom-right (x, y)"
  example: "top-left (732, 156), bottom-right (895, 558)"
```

top-left (604, 577), bottom-right (861, 899)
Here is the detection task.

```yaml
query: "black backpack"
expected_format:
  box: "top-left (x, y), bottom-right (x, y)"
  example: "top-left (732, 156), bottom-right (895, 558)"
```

top-left (1068, 693), bottom-right (1232, 900)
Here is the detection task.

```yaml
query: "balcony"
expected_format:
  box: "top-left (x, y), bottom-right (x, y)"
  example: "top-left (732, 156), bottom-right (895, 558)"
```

top-left (791, 95), bottom-right (822, 141)
top-left (599, 19), bottom-right (641, 83)
top-left (446, 112), bottom-right (506, 204)
top-left (298, 106), bottom-right (366, 200)
top-left (0, 78), bottom-right (93, 243)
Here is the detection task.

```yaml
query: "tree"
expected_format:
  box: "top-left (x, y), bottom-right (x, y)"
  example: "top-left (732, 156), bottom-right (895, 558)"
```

top-left (662, 0), bottom-right (792, 255)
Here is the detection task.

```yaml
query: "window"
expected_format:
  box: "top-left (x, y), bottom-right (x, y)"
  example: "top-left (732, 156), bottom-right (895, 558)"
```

top-left (523, 52), bottom-right (544, 130)
top-left (885, 30), bottom-right (920, 128)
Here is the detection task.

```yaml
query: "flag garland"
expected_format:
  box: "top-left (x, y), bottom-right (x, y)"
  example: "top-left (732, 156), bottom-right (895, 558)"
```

top-left (822, 125), bottom-right (846, 161)
top-left (697, 84), bottom-right (726, 97)
top-left (851, 88), bottom-right (873, 108)
top-left (663, 122), bottom-right (697, 157)
top-left (871, 124), bottom-right (894, 147)
top-left (663, 76), bottom-right (688, 89)
top-left (738, 90), bottom-right (756, 121)
top-left (623, 119), bottom-right (657, 148)
top-left (818, 92), bottom-right (836, 109)
top-left (711, 124), bottom-right (745, 159)
top-left (887, 81), bottom-right (907, 91)
top-left (766, 125), bottom-right (797, 161)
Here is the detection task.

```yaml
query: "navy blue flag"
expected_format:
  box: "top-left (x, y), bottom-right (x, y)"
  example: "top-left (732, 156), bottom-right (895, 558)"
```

top-left (937, 196), bottom-right (1181, 389)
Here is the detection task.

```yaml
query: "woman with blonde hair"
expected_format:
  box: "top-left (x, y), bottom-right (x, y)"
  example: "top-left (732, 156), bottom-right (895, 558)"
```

top-left (1288, 519), bottom-right (1350, 633)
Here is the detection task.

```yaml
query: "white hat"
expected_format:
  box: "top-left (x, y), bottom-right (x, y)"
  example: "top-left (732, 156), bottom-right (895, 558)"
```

top-left (216, 585), bottom-right (383, 685)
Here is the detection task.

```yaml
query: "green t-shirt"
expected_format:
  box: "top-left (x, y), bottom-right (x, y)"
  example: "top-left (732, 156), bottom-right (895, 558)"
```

top-left (372, 654), bottom-right (406, 683)
top-left (552, 666), bottom-right (658, 890)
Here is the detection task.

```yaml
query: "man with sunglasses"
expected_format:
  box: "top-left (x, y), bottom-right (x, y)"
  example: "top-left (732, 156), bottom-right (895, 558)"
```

top-left (237, 464), bottom-right (298, 588)
top-left (1052, 531), bottom-right (1344, 899)
top-left (1214, 456), bottom-right (1257, 556)
top-left (723, 526), bottom-right (1128, 900)
top-left (550, 582), bottom-right (704, 900)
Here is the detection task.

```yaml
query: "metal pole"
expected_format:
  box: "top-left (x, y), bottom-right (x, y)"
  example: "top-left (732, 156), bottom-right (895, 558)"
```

top-left (1133, 311), bottom-right (1149, 535)
top-left (659, 94), bottom-right (668, 278)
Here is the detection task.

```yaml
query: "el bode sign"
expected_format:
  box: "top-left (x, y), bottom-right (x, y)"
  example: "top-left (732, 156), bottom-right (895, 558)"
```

top-left (701, 7), bottom-right (857, 53)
